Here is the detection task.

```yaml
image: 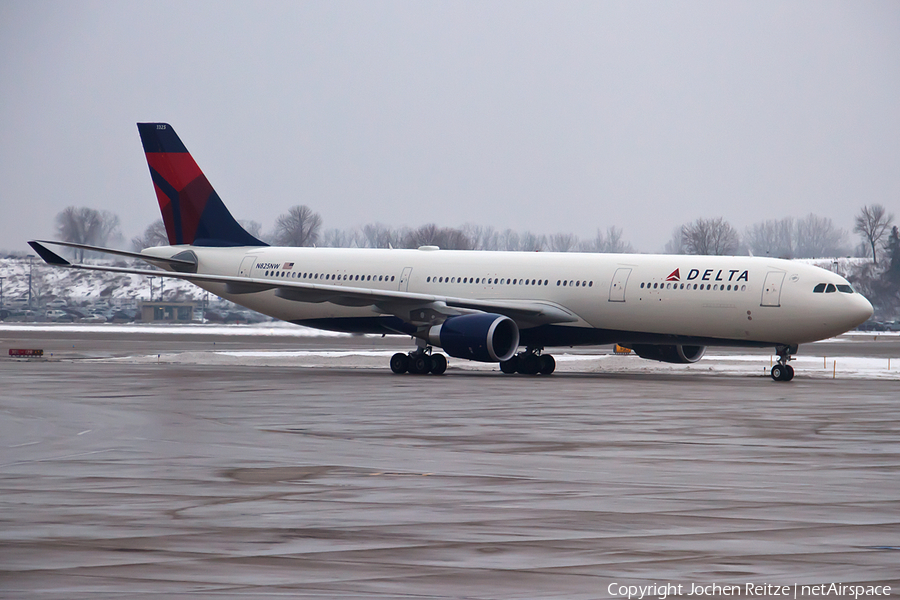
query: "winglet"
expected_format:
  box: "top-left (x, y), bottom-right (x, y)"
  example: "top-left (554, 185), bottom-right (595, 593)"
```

top-left (28, 241), bottom-right (71, 266)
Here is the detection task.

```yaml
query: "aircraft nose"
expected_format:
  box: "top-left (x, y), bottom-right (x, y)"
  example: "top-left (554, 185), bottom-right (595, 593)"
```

top-left (851, 294), bottom-right (874, 326)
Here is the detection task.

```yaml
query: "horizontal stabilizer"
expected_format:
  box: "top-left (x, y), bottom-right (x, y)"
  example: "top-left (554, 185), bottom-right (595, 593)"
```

top-left (29, 240), bottom-right (197, 270)
top-left (28, 241), bottom-right (70, 266)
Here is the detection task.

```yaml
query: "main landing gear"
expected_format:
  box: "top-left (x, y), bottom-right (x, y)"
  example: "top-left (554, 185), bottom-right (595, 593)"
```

top-left (390, 347), bottom-right (447, 375)
top-left (500, 347), bottom-right (556, 376)
top-left (771, 345), bottom-right (796, 382)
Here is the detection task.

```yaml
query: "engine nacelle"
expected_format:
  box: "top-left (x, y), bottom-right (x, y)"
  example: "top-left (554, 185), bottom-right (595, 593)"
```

top-left (428, 314), bottom-right (519, 362)
top-left (629, 344), bottom-right (706, 364)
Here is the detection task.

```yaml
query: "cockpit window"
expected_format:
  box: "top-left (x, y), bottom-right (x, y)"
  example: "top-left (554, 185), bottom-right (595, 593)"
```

top-left (837, 284), bottom-right (854, 293)
top-left (825, 284), bottom-right (836, 293)
top-left (813, 283), bottom-right (827, 293)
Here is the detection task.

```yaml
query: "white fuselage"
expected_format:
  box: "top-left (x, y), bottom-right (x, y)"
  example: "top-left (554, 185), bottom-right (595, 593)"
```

top-left (145, 245), bottom-right (873, 348)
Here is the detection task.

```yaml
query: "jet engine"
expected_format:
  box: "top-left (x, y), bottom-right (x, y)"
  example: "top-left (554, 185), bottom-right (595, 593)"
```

top-left (428, 313), bottom-right (519, 362)
top-left (629, 344), bottom-right (706, 364)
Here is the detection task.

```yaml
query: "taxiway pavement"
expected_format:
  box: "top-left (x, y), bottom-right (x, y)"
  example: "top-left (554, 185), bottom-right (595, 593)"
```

top-left (0, 328), bottom-right (898, 598)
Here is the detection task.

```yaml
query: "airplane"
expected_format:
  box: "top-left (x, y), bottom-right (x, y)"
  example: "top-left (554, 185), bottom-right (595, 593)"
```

top-left (28, 123), bottom-right (874, 382)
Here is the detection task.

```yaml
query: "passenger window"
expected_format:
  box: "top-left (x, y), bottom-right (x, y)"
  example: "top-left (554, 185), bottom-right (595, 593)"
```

top-left (825, 284), bottom-right (836, 293)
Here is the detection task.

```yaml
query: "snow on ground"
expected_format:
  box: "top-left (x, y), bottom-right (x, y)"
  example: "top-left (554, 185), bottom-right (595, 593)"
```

top-left (113, 349), bottom-right (900, 380)
top-left (0, 321), bottom-right (347, 337)
top-left (0, 257), bottom-right (208, 305)
top-left (4, 322), bottom-right (895, 379)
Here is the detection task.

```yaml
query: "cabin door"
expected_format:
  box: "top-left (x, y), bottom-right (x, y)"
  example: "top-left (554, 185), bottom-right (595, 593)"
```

top-left (399, 267), bottom-right (412, 291)
top-left (238, 255), bottom-right (257, 277)
top-left (608, 268), bottom-right (632, 302)
top-left (760, 271), bottom-right (786, 307)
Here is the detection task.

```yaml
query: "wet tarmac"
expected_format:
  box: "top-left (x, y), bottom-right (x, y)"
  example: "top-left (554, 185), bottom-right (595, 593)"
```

top-left (1, 328), bottom-right (898, 598)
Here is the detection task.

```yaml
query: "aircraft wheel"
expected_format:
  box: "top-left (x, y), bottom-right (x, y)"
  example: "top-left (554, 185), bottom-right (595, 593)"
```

top-left (771, 364), bottom-right (795, 381)
top-left (783, 364), bottom-right (794, 381)
top-left (518, 353), bottom-right (540, 375)
top-left (430, 353), bottom-right (447, 375)
top-left (500, 356), bottom-right (518, 374)
top-left (409, 354), bottom-right (432, 375)
top-left (538, 354), bottom-right (556, 375)
top-left (390, 352), bottom-right (409, 374)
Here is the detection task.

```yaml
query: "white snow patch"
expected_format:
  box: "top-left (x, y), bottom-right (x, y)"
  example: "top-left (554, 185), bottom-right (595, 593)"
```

top-left (0, 322), bottom-right (352, 337)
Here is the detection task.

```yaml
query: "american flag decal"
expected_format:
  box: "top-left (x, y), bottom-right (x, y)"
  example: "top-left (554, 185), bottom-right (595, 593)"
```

top-left (282, 262), bottom-right (294, 270)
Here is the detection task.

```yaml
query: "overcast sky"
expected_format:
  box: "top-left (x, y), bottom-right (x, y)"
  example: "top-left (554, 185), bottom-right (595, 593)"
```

top-left (2, 1), bottom-right (898, 254)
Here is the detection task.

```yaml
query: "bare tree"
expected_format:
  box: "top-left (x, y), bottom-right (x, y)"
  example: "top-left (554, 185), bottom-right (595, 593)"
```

top-left (795, 213), bottom-right (847, 258)
top-left (664, 227), bottom-right (685, 254)
top-left (582, 226), bottom-right (634, 253)
top-left (238, 220), bottom-right (264, 241)
top-left (131, 219), bottom-right (169, 251)
top-left (55, 207), bottom-right (123, 260)
top-left (678, 217), bottom-right (740, 255)
top-left (744, 218), bottom-right (794, 258)
top-left (322, 227), bottom-right (361, 248)
top-left (550, 232), bottom-right (579, 252)
top-left (403, 224), bottom-right (472, 250)
top-left (854, 204), bottom-right (894, 265)
top-left (499, 229), bottom-right (521, 251)
top-left (461, 224), bottom-right (500, 251)
top-left (361, 223), bottom-right (402, 248)
top-left (519, 231), bottom-right (547, 252)
top-left (273, 205), bottom-right (322, 247)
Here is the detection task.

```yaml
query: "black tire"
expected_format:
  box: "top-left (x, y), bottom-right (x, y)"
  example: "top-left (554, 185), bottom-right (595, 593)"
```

top-left (538, 354), bottom-right (556, 375)
top-left (783, 364), bottom-right (795, 381)
top-left (390, 352), bottom-right (409, 374)
top-left (771, 365), bottom-right (785, 381)
top-left (409, 354), bottom-right (432, 375)
top-left (500, 356), bottom-right (518, 374)
top-left (430, 353), bottom-right (447, 375)
top-left (519, 353), bottom-right (540, 375)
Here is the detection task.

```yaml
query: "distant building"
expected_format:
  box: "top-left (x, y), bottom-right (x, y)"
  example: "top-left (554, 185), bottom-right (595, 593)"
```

top-left (139, 301), bottom-right (197, 323)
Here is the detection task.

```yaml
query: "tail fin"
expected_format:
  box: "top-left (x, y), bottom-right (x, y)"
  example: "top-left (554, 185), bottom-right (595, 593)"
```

top-left (137, 123), bottom-right (267, 247)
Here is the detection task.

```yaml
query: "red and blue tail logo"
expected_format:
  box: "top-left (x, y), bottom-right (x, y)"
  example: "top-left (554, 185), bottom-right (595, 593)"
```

top-left (137, 123), bottom-right (266, 247)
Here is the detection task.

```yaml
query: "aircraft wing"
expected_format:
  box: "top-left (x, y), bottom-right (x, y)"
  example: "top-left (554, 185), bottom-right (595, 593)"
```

top-left (28, 241), bottom-right (580, 327)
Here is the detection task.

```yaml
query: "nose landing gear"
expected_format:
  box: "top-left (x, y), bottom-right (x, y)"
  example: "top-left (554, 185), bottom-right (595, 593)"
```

top-left (771, 345), bottom-right (797, 382)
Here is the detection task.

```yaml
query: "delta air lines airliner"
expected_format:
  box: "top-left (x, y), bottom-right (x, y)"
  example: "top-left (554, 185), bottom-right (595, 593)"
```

top-left (29, 123), bottom-right (874, 381)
